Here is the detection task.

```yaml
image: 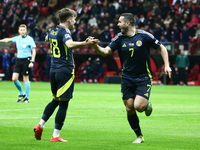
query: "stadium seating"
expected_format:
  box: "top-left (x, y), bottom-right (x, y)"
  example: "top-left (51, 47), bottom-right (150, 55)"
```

top-left (188, 64), bottom-right (200, 81)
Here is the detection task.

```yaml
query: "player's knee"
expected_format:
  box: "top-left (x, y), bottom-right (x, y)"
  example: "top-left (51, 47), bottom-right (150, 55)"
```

top-left (126, 106), bottom-right (135, 115)
top-left (12, 76), bottom-right (17, 81)
top-left (134, 103), bottom-right (146, 112)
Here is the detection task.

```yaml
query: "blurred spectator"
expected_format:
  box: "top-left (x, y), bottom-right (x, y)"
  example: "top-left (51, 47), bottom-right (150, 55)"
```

top-left (48, 0), bottom-right (58, 14)
top-left (172, 24), bottom-right (181, 42)
top-left (21, 10), bottom-right (29, 24)
top-left (181, 25), bottom-right (191, 46)
top-left (92, 57), bottom-right (103, 83)
top-left (175, 49), bottom-right (190, 85)
top-left (40, 45), bottom-right (51, 81)
top-left (80, 60), bottom-right (93, 83)
top-left (163, 24), bottom-right (172, 41)
top-left (163, 15), bottom-right (173, 26)
top-left (38, 28), bottom-right (47, 41)
top-left (195, 23), bottom-right (200, 37)
top-left (88, 14), bottom-right (97, 27)
top-left (29, 23), bottom-right (38, 41)
top-left (186, 14), bottom-right (199, 28)
top-left (160, 35), bottom-right (169, 42)
top-left (107, 3), bottom-right (116, 19)
top-left (0, 19), bottom-right (9, 38)
top-left (27, 14), bottom-right (36, 27)
top-left (46, 19), bottom-right (55, 31)
top-left (152, 2), bottom-right (160, 17)
top-left (40, 20), bottom-right (47, 29)
top-left (38, 0), bottom-right (49, 7)
top-left (143, 0), bottom-right (152, 15)
top-left (0, 49), bottom-right (11, 80)
top-left (100, 25), bottom-right (111, 47)
top-left (11, 52), bottom-right (17, 65)
top-left (153, 23), bottom-right (162, 41)
top-left (138, 14), bottom-right (147, 28)
top-left (160, 1), bottom-right (170, 19)
top-left (51, 14), bottom-right (58, 25)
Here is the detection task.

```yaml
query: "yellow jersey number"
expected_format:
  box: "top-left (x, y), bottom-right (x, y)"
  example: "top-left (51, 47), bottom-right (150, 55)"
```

top-left (49, 38), bottom-right (60, 58)
top-left (129, 48), bottom-right (134, 57)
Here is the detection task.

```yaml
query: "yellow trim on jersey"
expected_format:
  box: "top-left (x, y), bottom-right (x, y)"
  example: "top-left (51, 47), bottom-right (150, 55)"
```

top-left (146, 61), bottom-right (153, 82)
top-left (64, 44), bottom-right (68, 60)
top-left (57, 74), bottom-right (74, 97)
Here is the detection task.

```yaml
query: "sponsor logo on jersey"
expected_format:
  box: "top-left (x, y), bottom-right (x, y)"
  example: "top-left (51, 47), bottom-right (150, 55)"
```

top-left (136, 41), bottom-right (142, 47)
top-left (65, 34), bottom-right (70, 38)
top-left (122, 43), bottom-right (126, 47)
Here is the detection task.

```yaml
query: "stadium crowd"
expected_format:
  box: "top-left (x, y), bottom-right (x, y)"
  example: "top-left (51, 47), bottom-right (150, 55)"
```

top-left (0, 0), bottom-right (200, 82)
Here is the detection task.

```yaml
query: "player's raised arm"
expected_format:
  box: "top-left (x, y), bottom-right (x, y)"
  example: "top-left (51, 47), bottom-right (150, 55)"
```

top-left (0, 38), bottom-right (12, 43)
top-left (65, 37), bottom-right (99, 49)
top-left (158, 44), bottom-right (172, 78)
top-left (92, 44), bottom-right (112, 57)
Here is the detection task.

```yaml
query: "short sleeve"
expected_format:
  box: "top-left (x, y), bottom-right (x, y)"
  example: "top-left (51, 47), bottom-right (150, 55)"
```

top-left (62, 30), bottom-right (72, 43)
top-left (30, 38), bottom-right (36, 49)
top-left (12, 36), bottom-right (18, 43)
top-left (108, 35), bottom-right (120, 52)
top-left (146, 33), bottom-right (161, 50)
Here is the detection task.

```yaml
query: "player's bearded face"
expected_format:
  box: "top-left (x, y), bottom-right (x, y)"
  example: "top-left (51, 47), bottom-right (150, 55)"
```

top-left (118, 17), bottom-right (128, 34)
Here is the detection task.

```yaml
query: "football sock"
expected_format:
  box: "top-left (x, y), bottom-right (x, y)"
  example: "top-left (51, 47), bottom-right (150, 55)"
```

top-left (14, 80), bottom-right (24, 95)
top-left (55, 101), bottom-right (69, 130)
top-left (144, 101), bottom-right (149, 111)
top-left (127, 113), bottom-right (142, 137)
top-left (24, 82), bottom-right (30, 99)
top-left (39, 119), bottom-right (46, 129)
top-left (42, 99), bottom-right (59, 122)
top-left (53, 129), bottom-right (61, 138)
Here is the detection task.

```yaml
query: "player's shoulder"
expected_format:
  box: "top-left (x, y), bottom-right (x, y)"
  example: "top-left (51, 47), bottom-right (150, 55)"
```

top-left (112, 32), bottom-right (123, 41)
top-left (137, 29), bottom-right (154, 39)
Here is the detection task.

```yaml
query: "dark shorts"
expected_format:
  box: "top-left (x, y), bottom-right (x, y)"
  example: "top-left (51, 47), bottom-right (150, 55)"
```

top-left (13, 57), bottom-right (32, 76)
top-left (50, 72), bottom-right (75, 99)
top-left (121, 78), bottom-right (152, 100)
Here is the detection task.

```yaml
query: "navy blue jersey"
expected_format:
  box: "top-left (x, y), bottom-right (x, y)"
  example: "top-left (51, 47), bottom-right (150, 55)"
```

top-left (48, 25), bottom-right (74, 74)
top-left (108, 29), bottom-right (161, 81)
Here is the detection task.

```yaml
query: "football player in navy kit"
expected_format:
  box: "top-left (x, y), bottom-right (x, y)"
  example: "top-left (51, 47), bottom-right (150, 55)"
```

top-left (92, 13), bottom-right (171, 143)
top-left (33, 8), bottom-right (99, 142)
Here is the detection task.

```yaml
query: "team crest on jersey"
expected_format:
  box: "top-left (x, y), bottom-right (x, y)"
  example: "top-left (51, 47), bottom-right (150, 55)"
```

top-left (129, 43), bottom-right (134, 46)
top-left (22, 44), bottom-right (27, 48)
top-left (65, 34), bottom-right (70, 38)
top-left (136, 41), bottom-right (142, 47)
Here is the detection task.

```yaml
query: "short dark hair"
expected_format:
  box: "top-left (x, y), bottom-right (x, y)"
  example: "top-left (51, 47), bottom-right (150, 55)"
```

top-left (120, 13), bottom-right (135, 26)
top-left (58, 8), bottom-right (77, 23)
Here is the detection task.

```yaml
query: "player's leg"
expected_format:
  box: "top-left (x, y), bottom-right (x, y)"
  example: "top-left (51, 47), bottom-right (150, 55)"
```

top-left (34, 72), bottom-right (59, 140)
top-left (135, 80), bottom-right (153, 116)
top-left (123, 98), bottom-right (144, 143)
top-left (50, 73), bottom-right (74, 142)
top-left (51, 98), bottom-right (69, 142)
top-left (121, 78), bottom-right (144, 143)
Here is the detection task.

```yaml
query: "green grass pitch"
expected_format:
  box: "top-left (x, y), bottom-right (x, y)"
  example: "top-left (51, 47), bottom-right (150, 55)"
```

top-left (0, 81), bottom-right (200, 150)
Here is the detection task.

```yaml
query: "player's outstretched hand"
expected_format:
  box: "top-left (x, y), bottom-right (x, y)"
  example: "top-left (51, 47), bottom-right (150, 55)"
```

top-left (165, 66), bottom-right (172, 78)
top-left (85, 36), bottom-right (99, 45)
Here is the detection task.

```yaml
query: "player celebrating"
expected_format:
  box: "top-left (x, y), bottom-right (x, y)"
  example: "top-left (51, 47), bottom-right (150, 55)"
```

top-left (33, 8), bottom-right (99, 142)
top-left (91, 13), bottom-right (171, 143)
top-left (0, 24), bottom-right (36, 103)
